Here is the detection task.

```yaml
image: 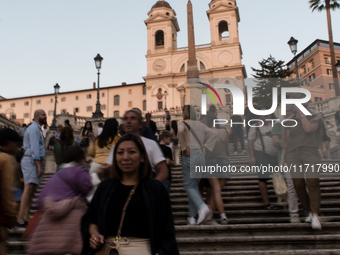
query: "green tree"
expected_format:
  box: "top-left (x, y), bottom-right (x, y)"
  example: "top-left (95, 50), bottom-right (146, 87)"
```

top-left (251, 55), bottom-right (294, 107)
top-left (309, 0), bottom-right (340, 96)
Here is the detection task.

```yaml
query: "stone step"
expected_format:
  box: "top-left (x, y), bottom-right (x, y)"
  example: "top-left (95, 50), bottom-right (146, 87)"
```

top-left (179, 249), bottom-right (340, 255)
top-left (170, 192), bottom-right (340, 204)
top-left (175, 222), bottom-right (340, 237)
top-left (176, 234), bottom-right (340, 251)
top-left (174, 216), bottom-right (340, 226)
top-left (172, 208), bottom-right (340, 220)
top-left (170, 201), bottom-right (340, 212)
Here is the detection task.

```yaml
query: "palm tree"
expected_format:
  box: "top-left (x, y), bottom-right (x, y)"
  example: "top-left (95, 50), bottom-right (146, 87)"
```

top-left (309, 0), bottom-right (340, 96)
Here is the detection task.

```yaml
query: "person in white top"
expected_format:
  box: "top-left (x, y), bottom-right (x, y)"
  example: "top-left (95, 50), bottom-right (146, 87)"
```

top-left (105, 109), bottom-right (168, 182)
top-left (95, 123), bottom-right (103, 137)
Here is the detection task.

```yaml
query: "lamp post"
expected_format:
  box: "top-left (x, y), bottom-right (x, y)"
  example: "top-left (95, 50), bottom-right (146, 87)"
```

top-left (288, 37), bottom-right (300, 87)
top-left (164, 91), bottom-right (168, 111)
top-left (50, 83), bottom-right (60, 131)
top-left (92, 54), bottom-right (104, 118)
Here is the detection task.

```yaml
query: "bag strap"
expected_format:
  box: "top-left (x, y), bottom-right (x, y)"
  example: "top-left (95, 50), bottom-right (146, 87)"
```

top-left (117, 182), bottom-right (139, 237)
top-left (255, 126), bottom-right (266, 153)
top-left (182, 121), bottom-right (203, 151)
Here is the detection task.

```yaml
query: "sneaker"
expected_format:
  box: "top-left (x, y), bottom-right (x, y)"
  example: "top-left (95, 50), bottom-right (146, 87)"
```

top-left (234, 151), bottom-right (238, 155)
top-left (221, 218), bottom-right (228, 225)
top-left (197, 204), bottom-right (212, 225)
top-left (305, 213), bottom-right (313, 223)
top-left (290, 216), bottom-right (300, 223)
top-left (187, 217), bottom-right (196, 225)
top-left (242, 150), bottom-right (246, 154)
top-left (311, 216), bottom-right (322, 230)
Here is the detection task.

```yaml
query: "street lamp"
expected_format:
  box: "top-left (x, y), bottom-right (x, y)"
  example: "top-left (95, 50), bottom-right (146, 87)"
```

top-left (50, 83), bottom-right (60, 131)
top-left (288, 37), bottom-right (300, 87)
top-left (164, 91), bottom-right (168, 111)
top-left (92, 54), bottom-right (104, 118)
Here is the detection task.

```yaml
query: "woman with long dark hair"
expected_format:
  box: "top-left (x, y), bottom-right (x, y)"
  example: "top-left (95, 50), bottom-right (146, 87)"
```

top-left (81, 134), bottom-right (179, 255)
top-left (54, 126), bottom-right (79, 171)
top-left (88, 118), bottom-right (119, 175)
top-left (79, 121), bottom-right (94, 148)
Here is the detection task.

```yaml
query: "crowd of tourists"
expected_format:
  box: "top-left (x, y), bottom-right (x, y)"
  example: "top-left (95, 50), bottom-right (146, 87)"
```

top-left (0, 97), bottom-right (338, 254)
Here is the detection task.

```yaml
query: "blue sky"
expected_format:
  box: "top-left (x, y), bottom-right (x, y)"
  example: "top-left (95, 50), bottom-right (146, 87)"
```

top-left (1, 0), bottom-right (339, 98)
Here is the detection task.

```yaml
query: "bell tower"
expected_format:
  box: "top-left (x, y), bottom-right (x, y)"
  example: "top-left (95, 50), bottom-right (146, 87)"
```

top-left (145, 0), bottom-right (180, 55)
top-left (207, 0), bottom-right (240, 46)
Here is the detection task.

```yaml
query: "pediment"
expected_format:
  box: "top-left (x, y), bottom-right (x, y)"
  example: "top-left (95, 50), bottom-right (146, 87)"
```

top-left (207, 3), bottom-right (236, 14)
top-left (145, 13), bottom-right (172, 24)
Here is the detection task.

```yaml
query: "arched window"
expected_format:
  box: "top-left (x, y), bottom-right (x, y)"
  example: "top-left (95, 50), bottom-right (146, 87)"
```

top-left (200, 61), bottom-right (206, 70)
top-left (143, 85), bottom-right (146, 95)
top-left (218, 20), bottom-right (229, 40)
top-left (114, 95), bottom-right (120, 106)
top-left (180, 64), bottom-right (185, 73)
top-left (155, 30), bottom-right (164, 48)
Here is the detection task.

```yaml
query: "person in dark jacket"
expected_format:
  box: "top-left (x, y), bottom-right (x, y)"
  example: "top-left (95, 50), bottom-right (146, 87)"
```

top-left (81, 134), bottom-right (179, 255)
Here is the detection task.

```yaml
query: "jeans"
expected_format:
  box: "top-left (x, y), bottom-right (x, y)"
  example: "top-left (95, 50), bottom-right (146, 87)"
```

top-left (182, 149), bottom-right (205, 217)
top-left (283, 171), bottom-right (299, 217)
top-left (233, 128), bottom-right (245, 151)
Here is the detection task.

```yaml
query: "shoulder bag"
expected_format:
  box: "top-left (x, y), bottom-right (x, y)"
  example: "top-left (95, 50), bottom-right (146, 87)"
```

top-left (182, 121), bottom-right (203, 151)
top-left (95, 183), bottom-right (139, 255)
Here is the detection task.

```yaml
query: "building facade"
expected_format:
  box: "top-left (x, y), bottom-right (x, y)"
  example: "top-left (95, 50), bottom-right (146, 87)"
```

top-left (0, 0), bottom-right (246, 126)
top-left (287, 39), bottom-right (340, 102)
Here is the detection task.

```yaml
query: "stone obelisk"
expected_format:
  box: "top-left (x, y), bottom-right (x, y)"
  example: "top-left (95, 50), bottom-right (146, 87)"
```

top-left (186, 0), bottom-right (199, 79)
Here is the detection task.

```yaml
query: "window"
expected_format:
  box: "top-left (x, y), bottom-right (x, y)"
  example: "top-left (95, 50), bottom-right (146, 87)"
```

top-left (61, 109), bottom-right (67, 114)
top-left (143, 100), bottom-right (146, 111)
top-left (310, 59), bottom-right (314, 69)
top-left (158, 101), bottom-right (163, 110)
top-left (0, 105), bottom-right (2, 109)
top-left (101, 105), bottom-right (106, 110)
top-left (86, 106), bottom-right (93, 112)
top-left (327, 69), bottom-right (332, 75)
top-left (10, 103), bottom-right (15, 107)
top-left (101, 92), bottom-right (105, 97)
top-left (114, 111), bottom-right (119, 118)
top-left (180, 64), bottom-right (185, 73)
top-left (24, 101), bottom-right (29, 106)
top-left (87, 94), bottom-right (92, 99)
top-left (309, 73), bottom-right (315, 82)
top-left (61, 97), bottom-right (66, 102)
top-left (10, 114), bottom-right (16, 119)
top-left (324, 57), bottom-right (330, 64)
top-left (155, 30), bottom-right (164, 48)
top-left (51, 98), bottom-right (53, 103)
top-left (329, 83), bottom-right (334, 90)
top-left (143, 85), bottom-right (146, 95)
top-left (48, 110), bottom-right (54, 116)
top-left (24, 113), bottom-right (29, 118)
top-left (301, 79), bottom-right (307, 86)
top-left (218, 20), bottom-right (229, 40)
top-left (200, 61), bottom-right (206, 70)
top-left (36, 100), bottom-right (41, 105)
top-left (128, 89), bottom-right (132, 95)
top-left (114, 95), bottom-right (120, 106)
top-left (301, 65), bottom-right (306, 74)
top-left (226, 94), bottom-right (231, 103)
top-left (314, 97), bottom-right (322, 102)
top-left (76, 96), bottom-right (79, 100)
top-left (128, 101), bottom-right (132, 108)
top-left (74, 108), bottom-right (79, 113)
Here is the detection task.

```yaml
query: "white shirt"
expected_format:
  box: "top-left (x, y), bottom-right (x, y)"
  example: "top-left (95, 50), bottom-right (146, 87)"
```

top-left (96, 127), bottom-right (103, 137)
top-left (106, 136), bottom-right (165, 173)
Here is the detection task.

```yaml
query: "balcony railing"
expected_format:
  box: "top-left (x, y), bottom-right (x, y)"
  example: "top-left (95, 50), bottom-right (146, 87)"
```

top-left (175, 43), bottom-right (211, 52)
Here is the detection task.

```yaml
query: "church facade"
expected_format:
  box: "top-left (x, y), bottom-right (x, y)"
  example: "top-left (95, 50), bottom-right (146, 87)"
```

top-left (0, 0), bottom-right (246, 126)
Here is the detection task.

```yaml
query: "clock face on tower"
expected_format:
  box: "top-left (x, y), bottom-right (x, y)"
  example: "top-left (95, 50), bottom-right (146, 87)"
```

top-left (153, 59), bottom-right (166, 72)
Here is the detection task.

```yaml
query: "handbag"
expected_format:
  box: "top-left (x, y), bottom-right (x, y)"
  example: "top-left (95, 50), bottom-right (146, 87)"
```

top-left (95, 183), bottom-right (139, 255)
top-left (80, 138), bottom-right (89, 147)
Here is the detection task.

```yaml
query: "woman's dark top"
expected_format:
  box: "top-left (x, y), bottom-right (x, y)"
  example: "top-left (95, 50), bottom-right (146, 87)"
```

top-left (81, 178), bottom-right (179, 255)
top-left (106, 182), bottom-right (149, 238)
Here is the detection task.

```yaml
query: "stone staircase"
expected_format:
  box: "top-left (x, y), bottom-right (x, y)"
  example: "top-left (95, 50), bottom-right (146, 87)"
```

top-left (6, 147), bottom-right (340, 254)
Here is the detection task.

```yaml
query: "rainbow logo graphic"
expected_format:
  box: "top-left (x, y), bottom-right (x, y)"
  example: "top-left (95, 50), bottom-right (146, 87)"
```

top-left (196, 82), bottom-right (223, 106)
